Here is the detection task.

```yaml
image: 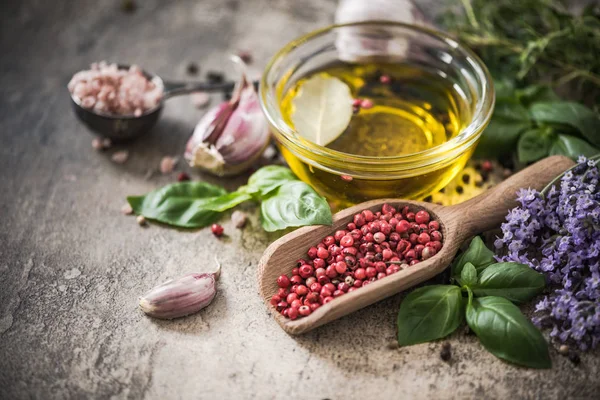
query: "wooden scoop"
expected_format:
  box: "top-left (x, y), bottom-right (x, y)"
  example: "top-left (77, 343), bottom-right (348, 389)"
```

top-left (258, 156), bottom-right (574, 335)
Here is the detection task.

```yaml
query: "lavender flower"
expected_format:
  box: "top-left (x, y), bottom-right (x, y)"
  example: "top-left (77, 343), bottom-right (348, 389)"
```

top-left (495, 156), bottom-right (600, 351)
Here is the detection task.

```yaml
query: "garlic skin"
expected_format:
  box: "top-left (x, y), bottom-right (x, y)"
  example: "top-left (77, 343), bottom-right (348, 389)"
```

top-left (334, 0), bottom-right (427, 63)
top-left (139, 265), bottom-right (220, 320)
top-left (185, 58), bottom-right (270, 176)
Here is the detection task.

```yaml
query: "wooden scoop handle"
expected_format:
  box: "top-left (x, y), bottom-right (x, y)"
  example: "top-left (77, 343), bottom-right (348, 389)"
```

top-left (450, 155), bottom-right (574, 237)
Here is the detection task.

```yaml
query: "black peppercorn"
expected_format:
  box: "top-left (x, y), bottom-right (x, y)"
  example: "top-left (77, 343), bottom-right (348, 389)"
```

top-left (440, 342), bottom-right (452, 362)
top-left (568, 351), bottom-right (581, 365)
top-left (186, 62), bottom-right (199, 75)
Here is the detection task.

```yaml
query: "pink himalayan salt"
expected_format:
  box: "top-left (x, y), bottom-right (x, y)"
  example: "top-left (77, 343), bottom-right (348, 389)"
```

top-left (68, 61), bottom-right (163, 116)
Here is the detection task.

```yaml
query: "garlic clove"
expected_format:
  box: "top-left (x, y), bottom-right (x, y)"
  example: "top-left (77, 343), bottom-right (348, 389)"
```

top-left (139, 264), bottom-right (220, 320)
top-left (184, 57), bottom-right (270, 177)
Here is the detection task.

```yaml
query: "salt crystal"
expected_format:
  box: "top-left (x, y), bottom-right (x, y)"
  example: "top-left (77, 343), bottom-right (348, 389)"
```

top-left (190, 92), bottom-right (210, 108)
top-left (159, 156), bottom-right (178, 174)
top-left (111, 150), bottom-right (129, 164)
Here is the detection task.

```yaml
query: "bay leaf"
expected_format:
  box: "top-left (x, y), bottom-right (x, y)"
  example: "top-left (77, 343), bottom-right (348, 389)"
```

top-left (291, 74), bottom-right (353, 146)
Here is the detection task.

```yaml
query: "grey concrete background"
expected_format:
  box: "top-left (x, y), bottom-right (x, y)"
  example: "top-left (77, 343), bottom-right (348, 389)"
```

top-left (0, 0), bottom-right (598, 399)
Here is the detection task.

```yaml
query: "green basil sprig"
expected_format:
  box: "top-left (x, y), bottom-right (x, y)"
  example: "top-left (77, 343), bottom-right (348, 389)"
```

top-left (127, 165), bottom-right (332, 232)
top-left (397, 237), bottom-right (551, 369)
top-left (475, 83), bottom-right (600, 162)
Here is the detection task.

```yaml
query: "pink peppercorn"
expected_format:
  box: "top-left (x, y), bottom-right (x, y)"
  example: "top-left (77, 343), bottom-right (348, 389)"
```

top-left (366, 267), bottom-right (377, 278)
top-left (326, 265), bottom-right (338, 279)
top-left (334, 230), bottom-right (347, 242)
top-left (277, 288), bottom-right (289, 298)
top-left (354, 213), bottom-right (366, 227)
top-left (347, 222), bottom-right (357, 230)
top-left (335, 262), bottom-right (347, 274)
top-left (315, 267), bottom-right (326, 278)
top-left (429, 221), bottom-right (440, 231)
top-left (323, 296), bottom-right (334, 304)
top-left (313, 258), bottom-right (326, 269)
top-left (406, 212), bottom-right (415, 222)
top-left (382, 248), bottom-right (393, 260)
top-left (352, 98), bottom-right (362, 107)
top-left (405, 249), bottom-right (416, 261)
top-left (418, 232), bottom-right (430, 245)
top-left (340, 235), bottom-right (354, 247)
top-left (310, 303), bottom-right (321, 311)
top-left (299, 264), bottom-right (314, 278)
top-left (362, 209), bottom-right (374, 222)
top-left (307, 247), bottom-right (318, 259)
top-left (323, 236), bottom-right (336, 247)
top-left (286, 292), bottom-right (298, 303)
top-left (310, 282), bottom-right (322, 293)
top-left (380, 75), bottom-right (391, 84)
top-left (298, 305), bottom-right (311, 316)
top-left (270, 295), bottom-right (282, 306)
top-left (296, 285), bottom-right (308, 297)
top-left (306, 292), bottom-right (320, 303)
top-left (422, 247), bottom-right (436, 260)
top-left (276, 301), bottom-right (288, 312)
top-left (320, 288), bottom-right (333, 298)
top-left (375, 261), bottom-right (387, 273)
top-left (396, 220), bottom-right (411, 233)
top-left (360, 99), bottom-right (374, 109)
top-left (291, 299), bottom-right (302, 309)
top-left (415, 210), bottom-right (430, 224)
top-left (333, 290), bottom-right (344, 297)
top-left (290, 275), bottom-right (303, 285)
top-left (211, 224), bottom-right (224, 237)
top-left (287, 307), bottom-right (299, 320)
top-left (316, 247), bottom-right (329, 259)
top-left (348, 287), bottom-right (357, 293)
top-left (431, 231), bottom-right (443, 242)
top-left (318, 275), bottom-right (330, 285)
top-left (338, 282), bottom-right (350, 292)
top-left (410, 260), bottom-right (420, 266)
top-left (377, 272), bottom-right (387, 280)
top-left (355, 268), bottom-right (367, 280)
top-left (277, 275), bottom-right (290, 288)
top-left (373, 232), bottom-right (386, 243)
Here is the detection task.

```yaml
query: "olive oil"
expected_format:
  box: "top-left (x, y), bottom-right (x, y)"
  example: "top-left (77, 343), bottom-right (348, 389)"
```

top-left (276, 62), bottom-right (476, 208)
top-left (281, 63), bottom-right (470, 157)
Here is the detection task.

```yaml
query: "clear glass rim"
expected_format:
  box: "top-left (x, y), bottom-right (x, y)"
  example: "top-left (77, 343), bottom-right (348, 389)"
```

top-left (259, 21), bottom-right (495, 170)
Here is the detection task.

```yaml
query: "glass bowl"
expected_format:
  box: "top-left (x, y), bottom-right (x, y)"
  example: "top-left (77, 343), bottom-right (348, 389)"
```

top-left (260, 21), bottom-right (494, 208)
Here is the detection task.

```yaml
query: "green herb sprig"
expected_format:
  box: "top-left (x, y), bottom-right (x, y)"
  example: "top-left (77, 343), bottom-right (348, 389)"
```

top-left (127, 166), bottom-right (332, 232)
top-left (441, 0), bottom-right (600, 101)
top-left (474, 82), bottom-right (600, 161)
top-left (397, 236), bottom-right (551, 368)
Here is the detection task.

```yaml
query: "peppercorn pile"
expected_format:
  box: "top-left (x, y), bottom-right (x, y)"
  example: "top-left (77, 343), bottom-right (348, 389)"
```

top-left (271, 204), bottom-right (444, 320)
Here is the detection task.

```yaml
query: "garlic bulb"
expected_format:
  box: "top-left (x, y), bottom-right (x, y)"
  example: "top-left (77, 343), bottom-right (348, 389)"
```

top-left (334, 0), bottom-right (427, 62)
top-left (139, 263), bottom-right (220, 320)
top-left (185, 57), bottom-right (270, 176)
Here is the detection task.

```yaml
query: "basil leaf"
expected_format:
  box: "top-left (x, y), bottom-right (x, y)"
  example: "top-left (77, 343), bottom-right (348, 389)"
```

top-left (517, 128), bottom-right (554, 163)
top-left (460, 262), bottom-right (478, 287)
top-left (451, 236), bottom-right (496, 277)
top-left (529, 102), bottom-right (600, 147)
top-left (247, 165), bottom-right (299, 197)
top-left (475, 99), bottom-right (531, 157)
top-left (515, 85), bottom-right (559, 107)
top-left (549, 134), bottom-right (600, 160)
top-left (466, 296), bottom-right (551, 369)
top-left (471, 262), bottom-right (546, 303)
top-left (397, 285), bottom-right (464, 346)
top-left (127, 182), bottom-right (227, 228)
top-left (260, 181), bottom-right (332, 232)
top-left (199, 191), bottom-right (254, 212)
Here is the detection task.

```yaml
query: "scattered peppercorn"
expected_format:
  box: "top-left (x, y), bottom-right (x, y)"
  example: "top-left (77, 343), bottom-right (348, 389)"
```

top-left (558, 344), bottom-right (570, 355)
top-left (177, 172), bottom-right (190, 182)
top-left (207, 71), bottom-right (224, 83)
top-left (379, 75), bottom-right (391, 84)
top-left (238, 50), bottom-right (253, 64)
top-left (568, 351), bottom-right (581, 365)
top-left (121, 0), bottom-right (136, 13)
top-left (136, 215), bottom-right (146, 226)
top-left (481, 160), bottom-right (493, 172)
top-left (461, 174), bottom-right (470, 184)
top-left (231, 210), bottom-right (248, 229)
top-left (211, 223), bottom-right (224, 237)
top-left (186, 62), bottom-right (199, 75)
top-left (271, 204), bottom-right (443, 320)
top-left (440, 342), bottom-right (451, 361)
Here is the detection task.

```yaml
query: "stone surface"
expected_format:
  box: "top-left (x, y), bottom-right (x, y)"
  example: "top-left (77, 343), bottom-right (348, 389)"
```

top-left (0, 0), bottom-right (598, 399)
